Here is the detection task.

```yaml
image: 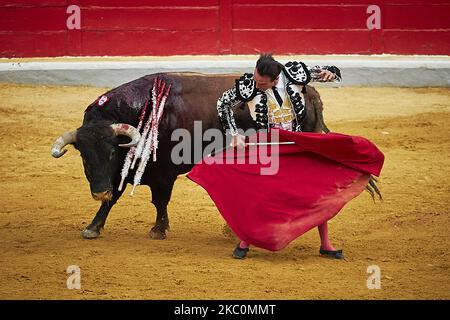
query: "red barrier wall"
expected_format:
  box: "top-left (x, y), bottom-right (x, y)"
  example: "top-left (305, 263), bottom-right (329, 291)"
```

top-left (1, 0), bottom-right (449, 57)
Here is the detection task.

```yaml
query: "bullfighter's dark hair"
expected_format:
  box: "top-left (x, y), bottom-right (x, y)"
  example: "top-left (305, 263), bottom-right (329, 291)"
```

top-left (255, 53), bottom-right (283, 81)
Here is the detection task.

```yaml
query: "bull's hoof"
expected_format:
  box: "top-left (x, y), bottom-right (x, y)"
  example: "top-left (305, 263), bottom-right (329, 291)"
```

top-left (149, 227), bottom-right (167, 240)
top-left (81, 228), bottom-right (101, 239)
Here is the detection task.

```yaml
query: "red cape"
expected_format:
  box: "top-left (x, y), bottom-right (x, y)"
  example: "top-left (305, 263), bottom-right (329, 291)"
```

top-left (188, 129), bottom-right (384, 251)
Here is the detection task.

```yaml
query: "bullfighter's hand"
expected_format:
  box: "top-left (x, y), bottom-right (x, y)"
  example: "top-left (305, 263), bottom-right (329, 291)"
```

top-left (318, 70), bottom-right (335, 82)
top-left (230, 134), bottom-right (246, 149)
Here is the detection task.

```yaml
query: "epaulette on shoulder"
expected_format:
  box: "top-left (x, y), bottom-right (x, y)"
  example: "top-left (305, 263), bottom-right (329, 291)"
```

top-left (283, 61), bottom-right (311, 85)
top-left (235, 73), bottom-right (258, 101)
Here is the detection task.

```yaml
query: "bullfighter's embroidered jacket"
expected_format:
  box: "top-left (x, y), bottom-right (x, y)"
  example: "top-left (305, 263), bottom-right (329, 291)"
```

top-left (217, 62), bottom-right (341, 134)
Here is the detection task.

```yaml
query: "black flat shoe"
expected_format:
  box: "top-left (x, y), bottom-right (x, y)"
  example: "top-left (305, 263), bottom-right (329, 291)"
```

top-left (319, 248), bottom-right (344, 260)
top-left (233, 245), bottom-right (249, 259)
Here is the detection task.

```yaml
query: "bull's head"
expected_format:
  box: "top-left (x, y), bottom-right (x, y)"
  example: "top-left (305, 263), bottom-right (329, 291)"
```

top-left (51, 122), bottom-right (140, 201)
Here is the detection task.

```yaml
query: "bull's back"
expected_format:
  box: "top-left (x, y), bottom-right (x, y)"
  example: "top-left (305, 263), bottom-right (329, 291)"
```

top-left (164, 73), bottom-right (239, 130)
top-left (170, 72), bottom-right (238, 110)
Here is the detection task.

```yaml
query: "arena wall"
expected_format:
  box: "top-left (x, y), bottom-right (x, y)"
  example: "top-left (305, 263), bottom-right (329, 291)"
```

top-left (1, 0), bottom-right (449, 58)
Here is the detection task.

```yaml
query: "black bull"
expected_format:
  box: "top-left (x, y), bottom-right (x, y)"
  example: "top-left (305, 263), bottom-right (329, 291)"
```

top-left (51, 72), bottom-right (332, 240)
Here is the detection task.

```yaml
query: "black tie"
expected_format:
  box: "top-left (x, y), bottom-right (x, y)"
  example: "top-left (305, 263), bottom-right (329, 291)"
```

top-left (272, 86), bottom-right (283, 106)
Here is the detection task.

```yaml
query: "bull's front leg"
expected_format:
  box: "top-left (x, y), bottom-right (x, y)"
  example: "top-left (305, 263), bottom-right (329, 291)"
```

top-left (148, 176), bottom-right (176, 240)
top-left (81, 187), bottom-right (125, 239)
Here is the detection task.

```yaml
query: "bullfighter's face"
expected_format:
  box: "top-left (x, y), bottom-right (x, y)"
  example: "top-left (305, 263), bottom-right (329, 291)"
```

top-left (254, 68), bottom-right (279, 91)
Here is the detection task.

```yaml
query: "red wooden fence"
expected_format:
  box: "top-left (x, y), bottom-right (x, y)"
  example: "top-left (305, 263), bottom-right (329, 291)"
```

top-left (0, 0), bottom-right (449, 57)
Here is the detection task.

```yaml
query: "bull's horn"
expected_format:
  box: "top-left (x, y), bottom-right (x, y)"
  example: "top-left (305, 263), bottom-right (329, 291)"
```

top-left (110, 123), bottom-right (141, 147)
top-left (51, 130), bottom-right (77, 158)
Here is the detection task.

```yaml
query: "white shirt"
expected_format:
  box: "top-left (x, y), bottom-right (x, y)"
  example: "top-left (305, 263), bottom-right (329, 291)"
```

top-left (247, 72), bottom-right (293, 124)
top-left (265, 72), bottom-right (287, 107)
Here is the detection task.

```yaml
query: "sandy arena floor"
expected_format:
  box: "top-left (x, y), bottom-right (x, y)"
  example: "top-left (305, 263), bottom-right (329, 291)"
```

top-left (0, 83), bottom-right (449, 299)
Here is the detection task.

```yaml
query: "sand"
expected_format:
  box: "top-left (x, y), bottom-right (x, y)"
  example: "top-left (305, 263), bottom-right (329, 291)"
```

top-left (0, 83), bottom-right (449, 299)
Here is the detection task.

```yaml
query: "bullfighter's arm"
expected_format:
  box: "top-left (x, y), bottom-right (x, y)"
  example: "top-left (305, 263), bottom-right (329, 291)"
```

top-left (217, 87), bottom-right (242, 136)
top-left (308, 65), bottom-right (342, 82)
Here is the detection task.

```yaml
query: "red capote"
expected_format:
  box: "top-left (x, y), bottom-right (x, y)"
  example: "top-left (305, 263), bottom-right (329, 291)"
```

top-left (187, 129), bottom-right (384, 251)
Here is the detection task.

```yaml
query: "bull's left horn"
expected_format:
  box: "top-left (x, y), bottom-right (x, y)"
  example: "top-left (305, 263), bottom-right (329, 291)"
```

top-left (110, 123), bottom-right (141, 147)
top-left (51, 130), bottom-right (77, 158)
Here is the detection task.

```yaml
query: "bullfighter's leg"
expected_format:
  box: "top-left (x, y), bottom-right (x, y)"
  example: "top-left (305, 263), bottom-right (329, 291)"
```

top-left (81, 187), bottom-right (125, 239)
top-left (318, 222), bottom-right (344, 259)
top-left (148, 176), bottom-right (176, 240)
top-left (318, 222), bottom-right (336, 251)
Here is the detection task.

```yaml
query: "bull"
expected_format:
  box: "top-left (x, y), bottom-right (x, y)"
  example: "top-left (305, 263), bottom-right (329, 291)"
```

top-left (51, 72), bottom-right (334, 240)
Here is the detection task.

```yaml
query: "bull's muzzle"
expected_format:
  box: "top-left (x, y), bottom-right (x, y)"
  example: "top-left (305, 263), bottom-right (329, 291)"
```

top-left (91, 191), bottom-right (113, 202)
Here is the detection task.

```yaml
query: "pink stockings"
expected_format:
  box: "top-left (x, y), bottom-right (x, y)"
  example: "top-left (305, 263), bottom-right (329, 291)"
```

top-left (239, 240), bottom-right (249, 249)
top-left (318, 222), bottom-right (337, 251)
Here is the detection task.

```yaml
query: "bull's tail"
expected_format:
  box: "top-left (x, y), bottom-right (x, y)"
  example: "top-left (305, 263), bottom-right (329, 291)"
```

top-left (365, 175), bottom-right (383, 201)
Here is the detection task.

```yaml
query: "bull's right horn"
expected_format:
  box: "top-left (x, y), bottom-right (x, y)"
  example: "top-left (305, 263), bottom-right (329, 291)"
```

top-left (110, 123), bottom-right (141, 148)
top-left (51, 130), bottom-right (77, 158)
